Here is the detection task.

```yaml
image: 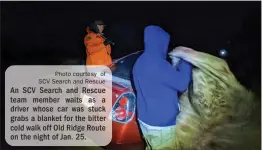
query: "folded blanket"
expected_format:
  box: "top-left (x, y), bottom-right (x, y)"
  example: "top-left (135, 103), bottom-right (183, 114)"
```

top-left (168, 47), bottom-right (260, 150)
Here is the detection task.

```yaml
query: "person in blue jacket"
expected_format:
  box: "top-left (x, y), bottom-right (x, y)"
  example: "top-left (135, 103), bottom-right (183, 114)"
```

top-left (132, 25), bottom-right (192, 149)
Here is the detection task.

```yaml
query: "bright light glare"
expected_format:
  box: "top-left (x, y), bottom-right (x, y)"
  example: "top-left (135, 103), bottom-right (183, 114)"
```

top-left (219, 49), bottom-right (228, 57)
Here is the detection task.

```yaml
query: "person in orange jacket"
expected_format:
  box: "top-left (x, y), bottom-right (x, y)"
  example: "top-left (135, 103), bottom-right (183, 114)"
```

top-left (84, 20), bottom-right (113, 66)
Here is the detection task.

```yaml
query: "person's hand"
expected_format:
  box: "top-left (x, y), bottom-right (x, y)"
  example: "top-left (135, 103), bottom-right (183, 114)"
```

top-left (104, 39), bottom-right (115, 46)
top-left (172, 46), bottom-right (194, 53)
top-left (104, 40), bottom-right (111, 46)
top-left (171, 57), bottom-right (181, 67)
top-left (169, 46), bottom-right (195, 59)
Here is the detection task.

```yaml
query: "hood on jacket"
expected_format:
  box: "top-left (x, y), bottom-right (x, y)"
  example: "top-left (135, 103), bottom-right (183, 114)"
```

top-left (144, 25), bottom-right (170, 59)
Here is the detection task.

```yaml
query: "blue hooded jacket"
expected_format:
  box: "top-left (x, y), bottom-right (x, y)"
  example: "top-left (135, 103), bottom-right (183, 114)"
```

top-left (132, 25), bottom-right (192, 127)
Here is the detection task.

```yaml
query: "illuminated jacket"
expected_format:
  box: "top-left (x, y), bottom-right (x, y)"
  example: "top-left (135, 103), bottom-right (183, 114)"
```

top-left (84, 27), bottom-right (112, 66)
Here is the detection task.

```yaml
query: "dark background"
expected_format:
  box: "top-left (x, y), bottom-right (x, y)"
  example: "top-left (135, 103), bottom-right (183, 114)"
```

top-left (1, 1), bottom-right (261, 150)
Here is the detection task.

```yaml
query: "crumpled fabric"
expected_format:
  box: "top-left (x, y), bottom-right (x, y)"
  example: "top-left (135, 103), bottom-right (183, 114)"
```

top-left (138, 118), bottom-right (177, 150)
top-left (169, 47), bottom-right (260, 150)
top-left (142, 47), bottom-right (260, 150)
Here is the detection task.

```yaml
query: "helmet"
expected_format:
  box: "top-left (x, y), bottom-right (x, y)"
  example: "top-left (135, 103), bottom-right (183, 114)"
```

top-left (94, 20), bottom-right (106, 26)
top-left (89, 20), bottom-right (106, 33)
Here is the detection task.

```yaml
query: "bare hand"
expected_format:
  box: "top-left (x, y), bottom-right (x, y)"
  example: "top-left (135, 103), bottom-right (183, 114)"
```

top-left (172, 46), bottom-right (194, 53)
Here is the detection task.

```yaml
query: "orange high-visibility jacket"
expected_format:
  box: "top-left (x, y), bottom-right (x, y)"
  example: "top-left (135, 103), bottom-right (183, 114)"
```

top-left (84, 27), bottom-right (112, 66)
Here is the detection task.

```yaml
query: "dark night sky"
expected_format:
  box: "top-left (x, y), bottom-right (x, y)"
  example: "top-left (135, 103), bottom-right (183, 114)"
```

top-left (0, 1), bottom-right (261, 88)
